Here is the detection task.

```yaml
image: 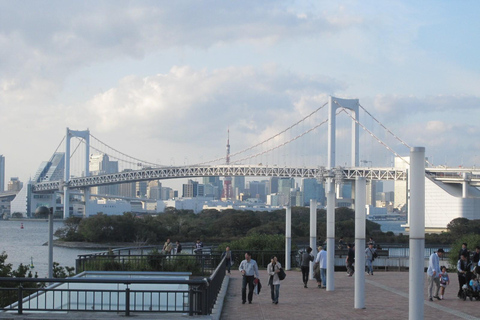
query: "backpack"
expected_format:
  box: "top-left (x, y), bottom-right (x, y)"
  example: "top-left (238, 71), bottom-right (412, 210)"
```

top-left (371, 249), bottom-right (378, 261)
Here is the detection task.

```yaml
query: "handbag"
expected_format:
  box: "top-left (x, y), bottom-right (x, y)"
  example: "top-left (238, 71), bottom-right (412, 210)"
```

top-left (278, 268), bottom-right (286, 281)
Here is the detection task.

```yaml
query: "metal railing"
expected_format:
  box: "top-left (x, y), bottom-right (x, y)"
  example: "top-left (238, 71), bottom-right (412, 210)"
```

top-left (0, 256), bottom-right (227, 316)
top-left (76, 253), bottom-right (222, 276)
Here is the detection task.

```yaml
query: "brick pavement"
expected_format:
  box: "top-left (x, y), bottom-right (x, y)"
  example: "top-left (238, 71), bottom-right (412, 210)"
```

top-left (220, 269), bottom-right (480, 320)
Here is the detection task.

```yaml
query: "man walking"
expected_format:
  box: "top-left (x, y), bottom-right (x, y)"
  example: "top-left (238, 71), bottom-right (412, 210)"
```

top-left (318, 246), bottom-right (327, 288)
top-left (457, 253), bottom-right (469, 298)
top-left (162, 238), bottom-right (173, 255)
top-left (427, 248), bottom-right (444, 301)
top-left (239, 252), bottom-right (260, 304)
top-left (365, 242), bottom-right (376, 276)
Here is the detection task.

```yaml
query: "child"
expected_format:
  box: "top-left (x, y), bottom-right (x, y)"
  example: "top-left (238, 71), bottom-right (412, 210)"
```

top-left (469, 274), bottom-right (480, 292)
top-left (439, 266), bottom-right (450, 300)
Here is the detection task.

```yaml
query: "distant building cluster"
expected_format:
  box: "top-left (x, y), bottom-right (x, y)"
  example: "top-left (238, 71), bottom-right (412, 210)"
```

top-left (2, 152), bottom-right (480, 233)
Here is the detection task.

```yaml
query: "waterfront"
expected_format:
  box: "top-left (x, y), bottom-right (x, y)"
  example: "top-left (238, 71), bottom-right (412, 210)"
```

top-left (0, 220), bottom-right (97, 277)
top-left (376, 219), bottom-right (407, 234)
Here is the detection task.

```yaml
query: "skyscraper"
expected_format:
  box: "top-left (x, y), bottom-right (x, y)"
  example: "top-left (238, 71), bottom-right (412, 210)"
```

top-left (0, 155), bottom-right (4, 192)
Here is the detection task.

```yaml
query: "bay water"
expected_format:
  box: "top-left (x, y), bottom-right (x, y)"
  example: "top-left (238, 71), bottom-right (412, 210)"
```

top-left (0, 220), bottom-right (97, 278)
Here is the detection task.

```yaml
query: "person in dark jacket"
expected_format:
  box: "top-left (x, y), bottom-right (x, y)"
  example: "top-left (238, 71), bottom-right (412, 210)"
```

top-left (221, 246), bottom-right (235, 274)
top-left (459, 243), bottom-right (470, 262)
top-left (300, 247), bottom-right (314, 288)
top-left (346, 243), bottom-right (355, 276)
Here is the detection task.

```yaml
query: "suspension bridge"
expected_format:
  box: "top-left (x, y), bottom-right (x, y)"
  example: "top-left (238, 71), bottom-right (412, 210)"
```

top-left (30, 96), bottom-right (480, 196)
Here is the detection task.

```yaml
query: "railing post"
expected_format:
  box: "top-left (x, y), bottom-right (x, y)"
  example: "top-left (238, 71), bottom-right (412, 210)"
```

top-left (202, 283), bottom-right (208, 315)
top-left (17, 284), bottom-right (23, 315)
top-left (189, 286), bottom-right (195, 316)
top-left (125, 286), bottom-right (130, 316)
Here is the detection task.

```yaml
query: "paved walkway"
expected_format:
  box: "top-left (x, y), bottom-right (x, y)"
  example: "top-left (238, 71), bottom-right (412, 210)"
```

top-left (220, 270), bottom-right (480, 320)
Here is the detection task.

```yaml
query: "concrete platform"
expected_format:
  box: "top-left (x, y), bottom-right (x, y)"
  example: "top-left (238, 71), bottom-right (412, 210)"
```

top-left (220, 269), bottom-right (479, 320)
top-left (2, 270), bottom-right (479, 319)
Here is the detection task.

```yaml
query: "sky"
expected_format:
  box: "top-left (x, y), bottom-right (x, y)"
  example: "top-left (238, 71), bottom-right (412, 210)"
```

top-left (1, 1), bottom-right (480, 191)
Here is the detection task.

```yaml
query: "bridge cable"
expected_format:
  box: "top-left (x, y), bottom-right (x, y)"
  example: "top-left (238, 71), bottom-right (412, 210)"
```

top-left (231, 109), bottom-right (340, 164)
top-left (195, 102), bottom-right (329, 165)
top-left (89, 134), bottom-right (165, 168)
top-left (334, 104), bottom-right (410, 165)
top-left (52, 135), bottom-right (65, 155)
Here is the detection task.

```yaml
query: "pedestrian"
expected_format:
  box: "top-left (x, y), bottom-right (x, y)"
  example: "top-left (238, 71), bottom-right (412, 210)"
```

top-left (221, 246), bottom-right (235, 274)
top-left (457, 253), bottom-right (469, 298)
top-left (162, 238), bottom-right (173, 255)
top-left (194, 239), bottom-right (203, 254)
top-left (239, 252), bottom-right (260, 304)
top-left (439, 265), bottom-right (450, 300)
top-left (365, 242), bottom-right (376, 276)
top-left (427, 248), bottom-right (444, 301)
top-left (300, 247), bottom-right (314, 288)
top-left (369, 237), bottom-right (376, 248)
top-left (459, 242), bottom-right (470, 262)
top-left (472, 246), bottom-right (480, 267)
top-left (338, 237), bottom-right (346, 249)
top-left (267, 255), bottom-right (281, 304)
top-left (314, 246), bottom-right (322, 288)
top-left (346, 243), bottom-right (355, 277)
top-left (175, 240), bottom-right (182, 254)
top-left (318, 246), bottom-right (327, 288)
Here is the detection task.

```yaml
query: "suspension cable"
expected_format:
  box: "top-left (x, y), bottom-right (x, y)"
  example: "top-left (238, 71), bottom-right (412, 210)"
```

top-left (359, 103), bottom-right (412, 149)
top-left (89, 134), bottom-right (164, 167)
top-left (195, 102), bottom-right (329, 165)
top-left (231, 109), bottom-right (341, 164)
top-left (337, 106), bottom-right (410, 165)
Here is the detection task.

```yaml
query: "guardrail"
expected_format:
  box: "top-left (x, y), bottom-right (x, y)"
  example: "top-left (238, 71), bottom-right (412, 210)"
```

top-left (0, 256), bottom-right (227, 316)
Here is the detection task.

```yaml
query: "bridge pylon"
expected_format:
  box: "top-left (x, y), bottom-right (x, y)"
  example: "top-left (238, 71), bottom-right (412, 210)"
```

top-left (64, 128), bottom-right (90, 219)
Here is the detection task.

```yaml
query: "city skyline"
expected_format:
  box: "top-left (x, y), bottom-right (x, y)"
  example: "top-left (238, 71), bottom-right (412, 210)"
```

top-left (1, 1), bottom-right (479, 187)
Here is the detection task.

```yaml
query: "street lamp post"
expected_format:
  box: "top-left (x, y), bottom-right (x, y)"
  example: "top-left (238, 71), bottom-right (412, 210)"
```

top-left (35, 206), bottom-right (53, 279)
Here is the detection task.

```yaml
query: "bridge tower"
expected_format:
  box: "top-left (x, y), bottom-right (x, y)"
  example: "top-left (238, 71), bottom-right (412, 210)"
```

top-left (63, 128), bottom-right (90, 219)
top-left (326, 96), bottom-right (359, 291)
top-left (221, 129), bottom-right (233, 200)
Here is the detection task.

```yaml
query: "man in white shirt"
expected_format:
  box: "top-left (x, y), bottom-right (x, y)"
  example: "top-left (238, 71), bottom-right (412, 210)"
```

top-left (239, 252), bottom-right (260, 304)
top-left (427, 248), bottom-right (445, 301)
top-left (317, 246), bottom-right (327, 288)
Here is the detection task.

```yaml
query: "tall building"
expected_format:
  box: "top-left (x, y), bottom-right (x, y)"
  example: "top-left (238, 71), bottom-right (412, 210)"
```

top-left (269, 177), bottom-right (279, 194)
top-left (0, 155), bottom-right (4, 192)
top-left (366, 180), bottom-right (376, 206)
top-left (278, 178), bottom-right (294, 206)
top-left (7, 177), bottom-right (23, 192)
top-left (147, 181), bottom-right (162, 200)
top-left (89, 154), bottom-right (119, 195)
top-left (182, 179), bottom-right (199, 198)
top-left (248, 180), bottom-right (267, 202)
top-left (233, 176), bottom-right (245, 200)
top-left (301, 178), bottom-right (325, 206)
top-left (203, 176), bottom-right (222, 199)
top-left (395, 156), bottom-right (409, 211)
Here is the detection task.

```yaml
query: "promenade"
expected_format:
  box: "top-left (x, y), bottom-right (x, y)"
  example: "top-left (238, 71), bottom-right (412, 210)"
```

top-left (220, 270), bottom-right (480, 320)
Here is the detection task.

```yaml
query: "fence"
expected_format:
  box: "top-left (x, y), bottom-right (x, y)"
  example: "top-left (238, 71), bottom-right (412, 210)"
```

top-left (0, 256), bottom-right (227, 316)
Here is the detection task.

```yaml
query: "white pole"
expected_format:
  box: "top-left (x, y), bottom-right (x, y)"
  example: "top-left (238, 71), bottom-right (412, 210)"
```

top-left (354, 177), bottom-right (366, 309)
top-left (409, 147), bottom-right (425, 320)
top-left (326, 177), bottom-right (335, 291)
top-left (48, 210), bottom-right (54, 279)
top-left (285, 206), bottom-right (292, 270)
top-left (309, 199), bottom-right (317, 279)
top-left (64, 128), bottom-right (70, 219)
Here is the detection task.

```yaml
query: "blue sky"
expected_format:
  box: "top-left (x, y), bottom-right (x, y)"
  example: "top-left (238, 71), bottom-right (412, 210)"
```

top-left (1, 1), bottom-right (479, 189)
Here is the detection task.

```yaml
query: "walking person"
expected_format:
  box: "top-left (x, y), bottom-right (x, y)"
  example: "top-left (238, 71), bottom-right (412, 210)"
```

top-left (314, 246), bottom-right (322, 288)
top-left (457, 253), bottom-right (469, 298)
top-left (365, 242), bottom-right (376, 276)
top-left (267, 256), bottom-right (281, 304)
top-left (194, 239), bottom-right (203, 254)
top-left (427, 248), bottom-right (444, 301)
top-left (346, 243), bottom-right (355, 277)
top-left (318, 246), bottom-right (327, 288)
top-left (439, 266), bottom-right (450, 300)
top-left (221, 246), bottom-right (234, 274)
top-left (300, 247), bottom-right (314, 288)
top-left (239, 252), bottom-right (260, 304)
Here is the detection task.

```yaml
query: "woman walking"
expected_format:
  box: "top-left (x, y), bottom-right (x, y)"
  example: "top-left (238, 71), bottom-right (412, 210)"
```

top-left (267, 256), bottom-right (281, 304)
top-left (301, 247), bottom-right (314, 288)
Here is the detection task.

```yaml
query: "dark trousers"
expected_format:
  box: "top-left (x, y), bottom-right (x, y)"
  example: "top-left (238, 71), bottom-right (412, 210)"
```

top-left (242, 275), bottom-right (255, 303)
top-left (346, 260), bottom-right (354, 275)
top-left (301, 266), bottom-right (309, 284)
top-left (226, 258), bottom-right (231, 273)
top-left (458, 274), bottom-right (467, 296)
